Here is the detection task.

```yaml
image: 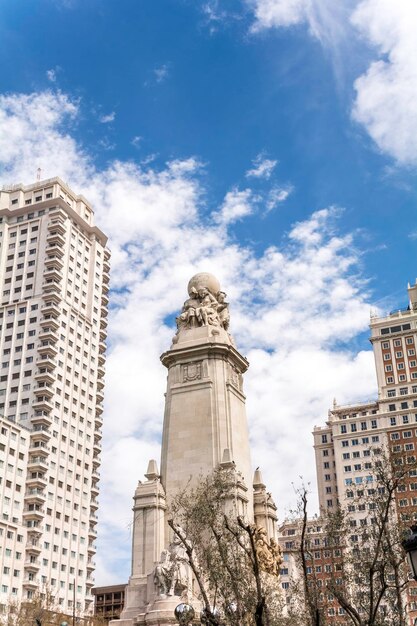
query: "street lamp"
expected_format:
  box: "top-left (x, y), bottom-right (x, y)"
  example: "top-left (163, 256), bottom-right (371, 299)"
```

top-left (174, 603), bottom-right (195, 626)
top-left (402, 525), bottom-right (417, 580)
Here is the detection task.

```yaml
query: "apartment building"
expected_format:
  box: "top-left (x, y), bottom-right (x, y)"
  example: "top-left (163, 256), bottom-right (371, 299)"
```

top-left (92, 584), bottom-right (126, 622)
top-left (278, 518), bottom-right (347, 623)
top-left (314, 281), bottom-right (417, 518)
top-left (310, 281), bottom-right (417, 622)
top-left (0, 178), bottom-right (109, 616)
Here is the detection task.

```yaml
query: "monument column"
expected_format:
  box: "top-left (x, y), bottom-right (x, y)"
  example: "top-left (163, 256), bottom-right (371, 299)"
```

top-left (116, 273), bottom-right (257, 626)
top-left (159, 273), bottom-right (253, 517)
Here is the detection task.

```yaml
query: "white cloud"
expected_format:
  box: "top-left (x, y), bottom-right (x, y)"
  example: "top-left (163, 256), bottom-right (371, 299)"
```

top-left (0, 91), bottom-right (87, 186)
top-left (131, 135), bottom-right (142, 147)
top-left (266, 184), bottom-right (293, 211)
top-left (351, 0), bottom-right (417, 165)
top-left (154, 64), bottom-right (169, 83)
top-left (248, 0), bottom-right (417, 165)
top-left (0, 90), bottom-right (377, 585)
top-left (46, 69), bottom-right (57, 83)
top-left (214, 188), bottom-right (254, 225)
top-left (248, 0), bottom-right (353, 49)
top-left (99, 111), bottom-right (116, 124)
top-left (246, 153), bottom-right (278, 179)
top-left (249, 0), bottom-right (309, 29)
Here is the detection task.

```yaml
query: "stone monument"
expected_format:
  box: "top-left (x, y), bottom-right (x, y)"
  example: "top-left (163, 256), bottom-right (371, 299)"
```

top-left (114, 273), bottom-right (278, 626)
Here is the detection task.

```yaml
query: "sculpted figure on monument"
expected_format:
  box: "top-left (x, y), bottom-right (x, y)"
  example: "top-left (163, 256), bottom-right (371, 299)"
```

top-left (153, 534), bottom-right (189, 597)
top-left (216, 291), bottom-right (230, 330)
top-left (195, 287), bottom-right (219, 326)
top-left (255, 527), bottom-right (282, 577)
top-left (175, 273), bottom-right (231, 332)
top-left (176, 287), bottom-right (200, 330)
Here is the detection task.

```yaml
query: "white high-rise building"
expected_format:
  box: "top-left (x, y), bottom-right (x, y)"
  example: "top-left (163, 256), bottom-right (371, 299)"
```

top-left (0, 178), bottom-right (109, 616)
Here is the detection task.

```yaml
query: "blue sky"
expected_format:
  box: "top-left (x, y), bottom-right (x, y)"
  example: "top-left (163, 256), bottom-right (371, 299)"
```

top-left (1, 0), bottom-right (416, 585)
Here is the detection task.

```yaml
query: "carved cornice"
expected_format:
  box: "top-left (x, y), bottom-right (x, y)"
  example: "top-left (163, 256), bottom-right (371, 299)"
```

top-left (160, 341), bottom-right (249, 373)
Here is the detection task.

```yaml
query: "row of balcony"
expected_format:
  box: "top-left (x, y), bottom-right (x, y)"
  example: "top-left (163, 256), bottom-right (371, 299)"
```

top-left (41, 301), bottom-right (60, 317)
top-left (40, 315), bottom-right (59, 331)
top-left (38, 340), bottom-right (58, 357)
top-left (46, 231), bottom-right (66, 247)
top-left (33, 382), bottom-right (54, 395)
top-left (28, 440), bottom-right (50, 453)
top-left (26, 473), bottom-right (47, 489)
top-left (34, 371), bottom-right (55, 391)
top-left (39, 326), bottom-right (59, 342)
top-left (43, 226), bottom-right (64, 306)
top-left (44, 254), bottom-right (64, 271)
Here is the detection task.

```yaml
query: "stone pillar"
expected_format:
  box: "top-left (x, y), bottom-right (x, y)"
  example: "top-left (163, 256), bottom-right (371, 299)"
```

top-left (253, 467), bottom-right (278, 540)
top-left (119, 461), bottom-right (166, 622)
top-left (160, 324), bottom-right (253, 518)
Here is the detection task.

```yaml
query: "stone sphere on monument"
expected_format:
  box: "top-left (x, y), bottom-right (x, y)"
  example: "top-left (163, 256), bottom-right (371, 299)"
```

top-left (187, 272), bottom-right (220, 296)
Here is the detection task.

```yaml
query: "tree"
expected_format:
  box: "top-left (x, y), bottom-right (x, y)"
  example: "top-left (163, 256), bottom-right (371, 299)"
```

top-left (168, 467), bottom-right (285, 626)
top-left (289, 445), bottom-right (416, 626)
top-left (0, 591), bottom-right (107, 626)
top-left (0, 590), bottom-right (66, 626)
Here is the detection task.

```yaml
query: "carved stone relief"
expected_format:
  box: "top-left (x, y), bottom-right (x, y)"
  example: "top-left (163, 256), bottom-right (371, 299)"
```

top-left (182, 362), bottom-right (202, 382)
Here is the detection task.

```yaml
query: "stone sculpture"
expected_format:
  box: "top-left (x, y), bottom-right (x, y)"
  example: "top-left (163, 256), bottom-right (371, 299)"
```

top-left (154, 534), bottom-right (189, 597)
top-left (254, 527), bottom-right (283, 577)
top-left (175, 272), bottom-right (230, 332)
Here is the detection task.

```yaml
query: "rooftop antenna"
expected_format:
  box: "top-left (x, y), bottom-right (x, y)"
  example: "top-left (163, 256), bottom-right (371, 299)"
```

top-left (36, 167), bottom-right (41, 181)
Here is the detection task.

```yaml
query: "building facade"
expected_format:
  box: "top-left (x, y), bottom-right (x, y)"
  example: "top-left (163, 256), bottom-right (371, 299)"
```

top-left (0, 178), bottom-right (109, 615)
top-left (310, 281), bottom-right (417, 622)
top-left (93, 584), bottom-right (126, 622)
top-left (314, 281), bottom-right (417, 518)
